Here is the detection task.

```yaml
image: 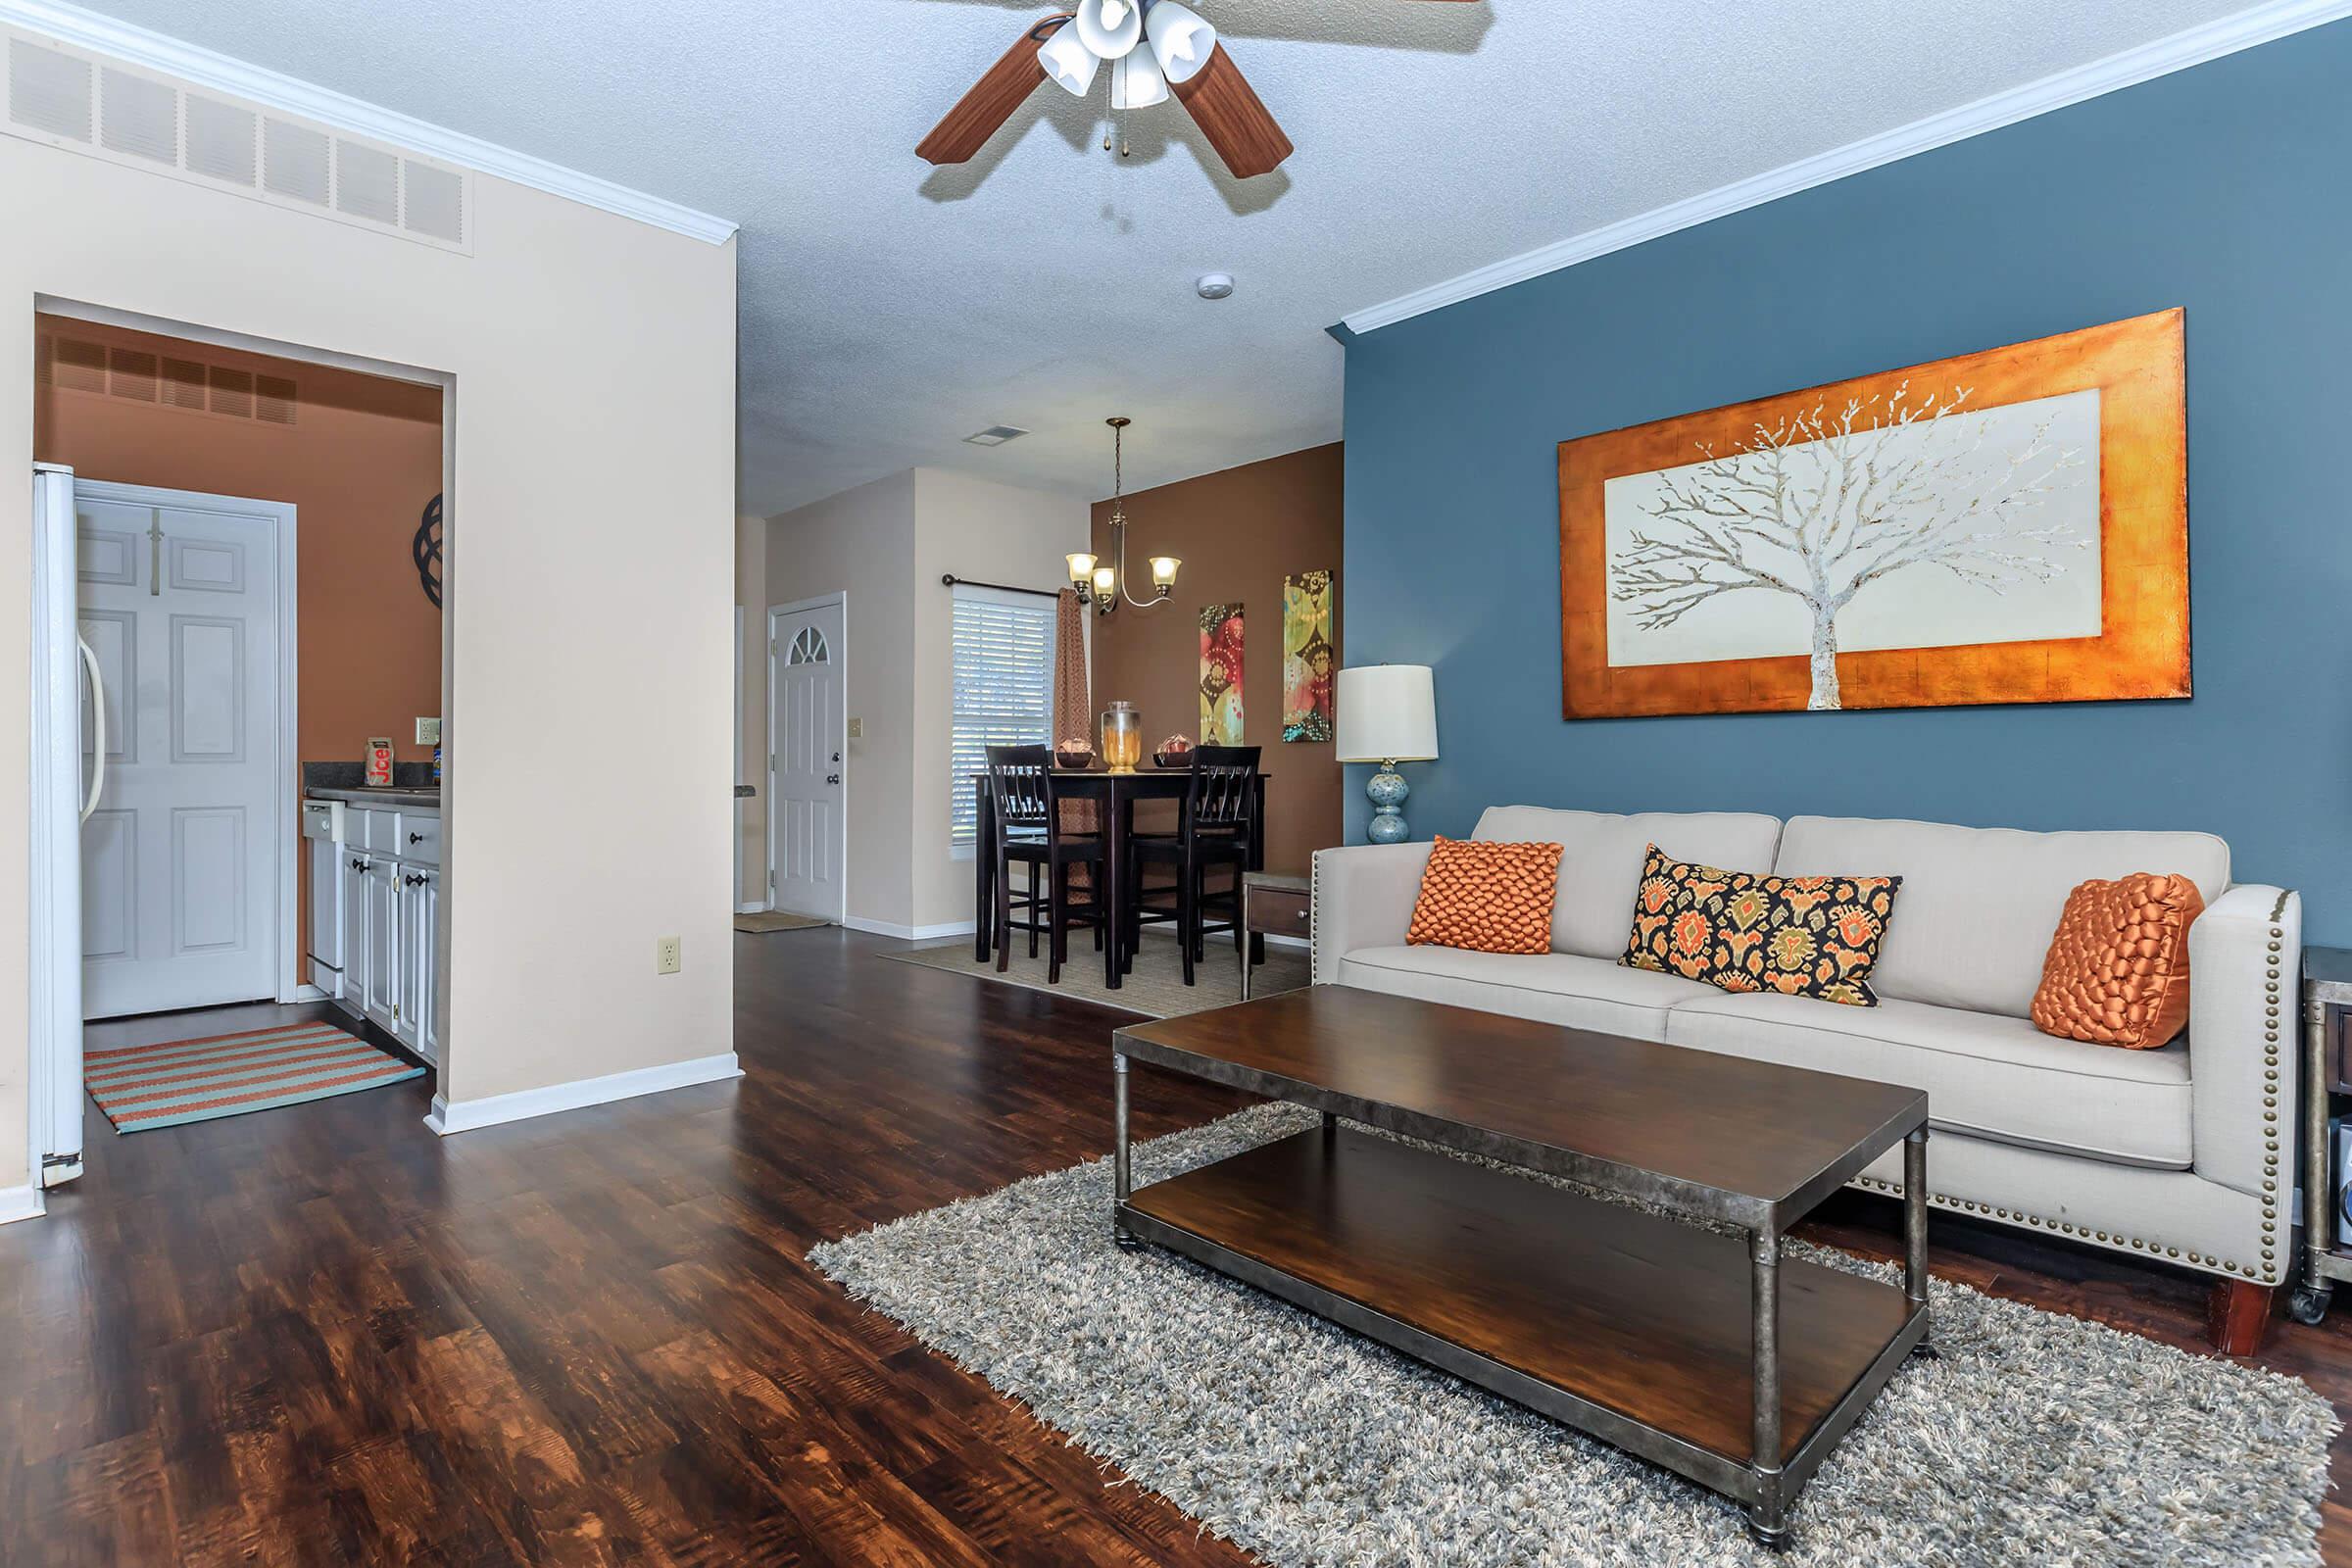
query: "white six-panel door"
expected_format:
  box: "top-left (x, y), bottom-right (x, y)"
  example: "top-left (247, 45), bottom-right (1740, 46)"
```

top-left (768, 601), bottom-right (845, 921)
top-left (77, 484), bottom-right (288, 1019)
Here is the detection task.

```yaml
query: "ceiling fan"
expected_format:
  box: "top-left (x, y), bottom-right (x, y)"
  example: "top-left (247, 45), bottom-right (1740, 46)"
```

top-left (917, 0), bottom-right (1472, 181)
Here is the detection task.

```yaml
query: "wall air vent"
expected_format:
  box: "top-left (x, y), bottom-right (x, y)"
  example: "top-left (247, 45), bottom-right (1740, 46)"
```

top-left (963, 425), bottom-right (1032, 447)
top-left (38, 335), bottom-right (297, 427)
top-left (1, 26), bottom-right (470, 254)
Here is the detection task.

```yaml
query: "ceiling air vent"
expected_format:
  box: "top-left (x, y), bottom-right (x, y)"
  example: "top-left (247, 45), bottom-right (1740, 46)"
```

top-left (963, 425), bottom-right (1031, 447)
top-left (9, 36), bottom-right (89, 142)
top-left (108, 349), bottom-right (158, 402)
top-left (183, 93), bottom-right (256, 185)
top-left (52, 337), bottom-right (105, 395)
top-left (262, 116), bottom-right (329, 205)
top-left (0, 28), bottom-right (469, 254)
top-left (98, 66), bottom-right (173, 164)
top-left (160, 357), bottom-right (207, 411)
top-left (255, 375), bottom-right (298, 426)
top-left (207, 367), bottom-right (255, 418)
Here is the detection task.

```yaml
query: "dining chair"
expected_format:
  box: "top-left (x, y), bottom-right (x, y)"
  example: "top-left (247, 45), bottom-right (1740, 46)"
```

top-left (1125, 745), bottom-right (1259, 986)
top-left (983, 745), bottom-right (1104, 984)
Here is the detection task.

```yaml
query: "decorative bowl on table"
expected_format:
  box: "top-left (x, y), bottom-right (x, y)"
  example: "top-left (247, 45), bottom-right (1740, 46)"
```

top-left (1152, 735), bottom-right (1196, 768)
top-left (1054, 741), bottom-right (1096, 770)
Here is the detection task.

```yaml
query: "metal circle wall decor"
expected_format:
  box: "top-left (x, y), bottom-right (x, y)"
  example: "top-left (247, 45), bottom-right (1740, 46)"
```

top-left (414, 493), bottom-right (443, 609)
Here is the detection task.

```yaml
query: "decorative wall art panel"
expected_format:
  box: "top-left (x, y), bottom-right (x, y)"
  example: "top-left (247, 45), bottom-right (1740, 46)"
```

top-left (1557, 310), bottom-right (2188, 717)
top-left (1200, 603), bottom-right (1244, 745)
top-left (1282, 569), bottom-right (1336, 742)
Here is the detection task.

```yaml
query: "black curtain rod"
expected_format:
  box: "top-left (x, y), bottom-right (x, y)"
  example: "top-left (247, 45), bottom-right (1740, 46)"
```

top-left (940, 573), bottom-right (1061, 601)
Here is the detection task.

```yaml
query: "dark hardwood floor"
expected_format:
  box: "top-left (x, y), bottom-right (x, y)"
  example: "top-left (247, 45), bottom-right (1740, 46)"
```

top-left (4, 928), bottom-right (2348, 1565)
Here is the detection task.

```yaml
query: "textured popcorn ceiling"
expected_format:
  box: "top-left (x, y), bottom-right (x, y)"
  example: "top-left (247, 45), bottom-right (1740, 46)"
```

top-left (71, 0), bottom-right (2258, 513)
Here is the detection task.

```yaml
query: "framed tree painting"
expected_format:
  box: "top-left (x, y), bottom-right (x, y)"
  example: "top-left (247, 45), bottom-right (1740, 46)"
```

top-left (1200, 603), bottom-right (1244, 744)
top-left (1556, 309), bottom-right (2188, 717)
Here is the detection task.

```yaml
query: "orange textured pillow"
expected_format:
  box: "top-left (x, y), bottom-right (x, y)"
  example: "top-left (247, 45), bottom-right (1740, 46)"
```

top-left (1406, 837), bottom-right (1565, 955)
top-left (2031, 873), bottom-right (2204, 1048)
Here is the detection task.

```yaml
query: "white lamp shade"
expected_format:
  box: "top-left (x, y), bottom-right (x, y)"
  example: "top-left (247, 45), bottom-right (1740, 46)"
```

top-left (1075, 0), bottom-right (1143, 59)
top-left (1038, 26), bottom-right (1100, 96)
top-left (1146, 1), bottom-right (1217, 84)
top-left (1110, 44), bottom-right (1168, 110)
top-left (1335, 664), bottom-right (1439, 763)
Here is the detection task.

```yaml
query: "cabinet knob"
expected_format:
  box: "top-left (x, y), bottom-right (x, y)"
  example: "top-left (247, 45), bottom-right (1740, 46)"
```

top-left (409, 831), bottom-right (424, 844)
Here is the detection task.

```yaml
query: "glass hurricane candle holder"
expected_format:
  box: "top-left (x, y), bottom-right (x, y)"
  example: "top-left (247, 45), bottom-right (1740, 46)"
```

top-left (1101, 702), bottom-right (1144, 773)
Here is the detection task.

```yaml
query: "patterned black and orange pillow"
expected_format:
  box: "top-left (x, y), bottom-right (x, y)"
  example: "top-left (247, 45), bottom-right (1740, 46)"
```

top-left (1619, 845), bottom-right (1901, 1007)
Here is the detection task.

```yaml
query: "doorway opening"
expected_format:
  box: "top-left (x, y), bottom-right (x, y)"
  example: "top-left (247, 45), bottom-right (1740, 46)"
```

top-left (28, 304), bottom-right (452, 1195)
top-left (766, 594), bottom-right (848, 924)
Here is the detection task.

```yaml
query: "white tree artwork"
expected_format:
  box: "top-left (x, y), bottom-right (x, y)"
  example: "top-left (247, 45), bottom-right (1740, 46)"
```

top-left (1602, 383), bottom-right (2100, 710)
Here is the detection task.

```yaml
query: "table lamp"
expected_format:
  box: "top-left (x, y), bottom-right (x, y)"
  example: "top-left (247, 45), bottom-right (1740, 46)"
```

top-left (1336, 664), bottom-right (1438, 845)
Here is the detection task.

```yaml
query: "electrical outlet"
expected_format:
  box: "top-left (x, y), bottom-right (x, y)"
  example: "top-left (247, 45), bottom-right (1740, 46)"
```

top-left (656, 936), bottom-right (682, 975)
top-left (848, 717), bottom-right (864, 740)
top-left (416, 716), bottom-right (442, 745)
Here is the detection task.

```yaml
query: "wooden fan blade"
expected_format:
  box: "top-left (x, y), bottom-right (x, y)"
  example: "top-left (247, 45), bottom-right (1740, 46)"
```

top-left (1172, 44), bottom-right (1294, 179)
top-left (917, 26), bottom-right (1050, 165)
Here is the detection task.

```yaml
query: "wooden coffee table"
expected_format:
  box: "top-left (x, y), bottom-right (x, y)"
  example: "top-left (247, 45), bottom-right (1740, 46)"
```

top-left (1110, 985), bottom-right (1931, 1550)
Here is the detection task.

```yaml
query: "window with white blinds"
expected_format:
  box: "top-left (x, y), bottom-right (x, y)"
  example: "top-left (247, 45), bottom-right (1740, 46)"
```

top-left (950, 585), bottom-right (1058, 847)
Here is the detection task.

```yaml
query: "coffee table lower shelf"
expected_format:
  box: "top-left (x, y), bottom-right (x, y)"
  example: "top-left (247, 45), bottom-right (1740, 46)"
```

top-left (1117, 1124), bottom-right (1925, 1544)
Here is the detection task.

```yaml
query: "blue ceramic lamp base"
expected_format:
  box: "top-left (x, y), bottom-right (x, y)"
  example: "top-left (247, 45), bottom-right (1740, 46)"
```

top-left (1365, 765), bottom-right (1409, 845)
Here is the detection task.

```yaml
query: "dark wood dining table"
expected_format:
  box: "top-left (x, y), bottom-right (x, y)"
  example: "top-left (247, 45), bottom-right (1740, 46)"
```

top-left (971, 767), bottom-right (1269, 991)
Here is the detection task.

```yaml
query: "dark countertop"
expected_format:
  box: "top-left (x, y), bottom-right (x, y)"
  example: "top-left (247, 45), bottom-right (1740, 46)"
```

top-left (307, 786), bottom-right (442, 809)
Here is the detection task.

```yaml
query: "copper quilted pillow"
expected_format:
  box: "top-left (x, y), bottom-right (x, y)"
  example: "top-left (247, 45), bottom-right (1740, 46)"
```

top-left (2031, 873), bottom-right (2204, 1049)
top-left (1406, 837), bottom-right (1565, 956)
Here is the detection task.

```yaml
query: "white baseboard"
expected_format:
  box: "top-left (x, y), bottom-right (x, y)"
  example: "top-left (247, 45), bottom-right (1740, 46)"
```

top-left (292, 982), bottom-right (328, 1002)
top-left (0, 1185), bottom-right (45, 1225)
top-left (842, 914), bottom-right (978, 942)
top-left (736, 901), bottom-right (770, 914)
top-left (423, 1052), bottom-right (743, 1136)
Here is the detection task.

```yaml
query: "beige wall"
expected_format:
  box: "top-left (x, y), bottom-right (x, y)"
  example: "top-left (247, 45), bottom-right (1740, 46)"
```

top-left (764, 468), bottom-right (1088, 936)
top-left (0, 124), bottom-right (737, 1178)
top-left (910, 469), bottom-right (1091, 930)
top-left (737, 514), bottom-right (769, 906)
top-left (767, 471), bottom-right (918, 930)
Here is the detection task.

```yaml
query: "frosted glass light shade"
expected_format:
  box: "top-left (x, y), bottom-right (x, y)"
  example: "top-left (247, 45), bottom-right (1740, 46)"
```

top-left (1336, 664), bottom-right (1439, 762)
top-left (1110, 45), bottom-right (1168, 110)
top-left (1075, 0), bottom-right (1143, 59)
top-left (1146, 1), bottom-right (1217, 84)
top-left (1038, 27), bottom-right (1100, 96)
top-left (1093, 565), bottom-right (1117, 597)
top-left (1149, 556), bottom-right (1181, 587)
top-left (1066, 552), bottom-right (1099, 585)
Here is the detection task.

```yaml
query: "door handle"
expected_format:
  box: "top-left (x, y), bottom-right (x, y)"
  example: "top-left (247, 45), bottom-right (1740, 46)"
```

top-left (76, 635), bottom-right (105, 823)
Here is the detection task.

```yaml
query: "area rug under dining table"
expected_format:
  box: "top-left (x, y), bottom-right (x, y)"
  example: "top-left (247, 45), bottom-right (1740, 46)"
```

top-left (810, 1102), bottom-right (2335, 1567)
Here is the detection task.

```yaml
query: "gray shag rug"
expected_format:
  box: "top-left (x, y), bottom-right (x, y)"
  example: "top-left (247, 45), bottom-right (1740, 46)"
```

top-left (810, 1103), bottom-right (2335, 1567)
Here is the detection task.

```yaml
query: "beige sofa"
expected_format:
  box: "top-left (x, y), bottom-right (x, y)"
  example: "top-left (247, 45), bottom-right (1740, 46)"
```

top-left (1310, 807), bottom-right (2300, 1345)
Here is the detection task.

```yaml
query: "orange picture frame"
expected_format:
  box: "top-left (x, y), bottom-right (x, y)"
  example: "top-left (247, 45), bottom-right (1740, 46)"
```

top-left (1557, 310), bottom-right (2189, 718)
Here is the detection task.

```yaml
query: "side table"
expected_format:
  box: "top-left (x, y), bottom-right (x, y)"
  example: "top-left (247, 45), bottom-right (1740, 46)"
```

top-left (2293, 947), bottom-right (2352, 1322)
top-left (1239, 869), bottom-right (1311, 1000)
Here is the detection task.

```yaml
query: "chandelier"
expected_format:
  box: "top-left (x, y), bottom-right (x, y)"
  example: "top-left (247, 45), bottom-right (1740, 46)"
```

top-left (1067, 416), bottom-right (1178, 616)
top-left (1039, 1), bottom-right (1216, 158)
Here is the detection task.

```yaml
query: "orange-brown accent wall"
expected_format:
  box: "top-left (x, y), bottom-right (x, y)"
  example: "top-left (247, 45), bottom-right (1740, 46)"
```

top-left (34, 315), bottom-right (443, 970)
top-left (1089, 443), bottom-right (1344, 873)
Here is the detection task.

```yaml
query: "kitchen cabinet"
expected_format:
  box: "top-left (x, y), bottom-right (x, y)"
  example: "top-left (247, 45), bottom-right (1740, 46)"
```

top-left (307, 795), bottom-right (440, 1065)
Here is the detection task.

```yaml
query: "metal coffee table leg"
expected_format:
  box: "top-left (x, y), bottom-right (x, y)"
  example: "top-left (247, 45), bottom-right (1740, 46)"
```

top-left (1747, 1228), bottom-right (1788, 1551)
top-left (1905, 1126), bottom-right (1936, 1357)
top-left (1113, 1053), bottom-right (1141, 1251)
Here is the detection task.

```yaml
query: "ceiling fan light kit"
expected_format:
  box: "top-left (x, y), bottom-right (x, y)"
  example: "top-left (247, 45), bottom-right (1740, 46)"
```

top-left (921, 0), bottom-right (1304, 181)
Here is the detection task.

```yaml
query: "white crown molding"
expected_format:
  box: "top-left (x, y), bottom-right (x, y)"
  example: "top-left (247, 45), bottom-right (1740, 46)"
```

top-left (423, 1052), bottom-right (743, 1136)
top-left (1342, 0), bottom-right (2352, 335)
top-left (0, 0), bottom-right (738, 245)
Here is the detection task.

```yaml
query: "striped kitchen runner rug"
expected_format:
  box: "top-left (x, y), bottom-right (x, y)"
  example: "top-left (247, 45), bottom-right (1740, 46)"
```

top-left (84, 1019), bottom-right (423, 1134)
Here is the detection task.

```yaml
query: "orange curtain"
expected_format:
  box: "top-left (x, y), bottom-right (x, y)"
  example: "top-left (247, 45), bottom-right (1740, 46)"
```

top-left (1053, 589), bottom-right (1097, 883)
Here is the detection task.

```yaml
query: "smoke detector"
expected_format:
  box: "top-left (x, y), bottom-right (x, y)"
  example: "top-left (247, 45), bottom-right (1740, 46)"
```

top-left (1196, 272), bottom-right (1235, 300)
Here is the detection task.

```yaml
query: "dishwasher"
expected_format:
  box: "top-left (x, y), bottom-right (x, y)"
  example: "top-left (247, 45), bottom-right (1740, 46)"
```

top-left (300, 798), bottom-right (347, 998)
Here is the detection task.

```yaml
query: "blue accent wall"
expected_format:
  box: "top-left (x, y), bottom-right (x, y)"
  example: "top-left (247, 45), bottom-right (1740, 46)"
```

top-left (1342, 21), bottom-right (2352, 942)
